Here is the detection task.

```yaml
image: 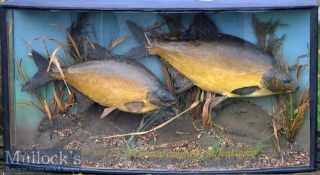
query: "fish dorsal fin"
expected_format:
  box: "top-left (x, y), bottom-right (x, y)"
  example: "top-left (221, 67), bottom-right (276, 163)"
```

top-left (84, 42), bottom-right (112, 60)
top-left (68, 13), bottom-right (113, 60)
top-left (183, 13), bottom-right (220, 40)
top-left (69, 86), bottom-right (95, 113)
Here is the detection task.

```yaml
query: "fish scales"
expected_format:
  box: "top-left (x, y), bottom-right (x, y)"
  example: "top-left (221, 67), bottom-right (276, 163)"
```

top-left (53, 59), bottom-right (162, 112)
top-left (149, 38), bottom-right (274, 97)
top-left (127, 14), bottom-right (297, 98)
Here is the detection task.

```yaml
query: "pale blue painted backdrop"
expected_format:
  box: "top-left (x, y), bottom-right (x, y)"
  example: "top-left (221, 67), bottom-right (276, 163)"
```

top-left (11, 10), bottom-right (310, 145)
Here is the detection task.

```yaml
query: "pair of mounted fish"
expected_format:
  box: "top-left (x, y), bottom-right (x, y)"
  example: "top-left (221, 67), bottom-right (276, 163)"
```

top-left (22, 13), bottom-right (297, 122)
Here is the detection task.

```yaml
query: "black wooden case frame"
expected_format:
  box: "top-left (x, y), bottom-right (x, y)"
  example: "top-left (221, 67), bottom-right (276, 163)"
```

top-left (0, 0), bottom-right (318, 174)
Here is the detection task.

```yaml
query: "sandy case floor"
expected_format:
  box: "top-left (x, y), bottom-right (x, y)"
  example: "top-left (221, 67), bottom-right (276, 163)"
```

top-left (7, 99), bottom-right (309, 171)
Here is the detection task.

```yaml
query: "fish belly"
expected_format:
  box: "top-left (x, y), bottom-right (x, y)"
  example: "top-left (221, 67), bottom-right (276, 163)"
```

top-left (63, 72), bottom-right (159, 113)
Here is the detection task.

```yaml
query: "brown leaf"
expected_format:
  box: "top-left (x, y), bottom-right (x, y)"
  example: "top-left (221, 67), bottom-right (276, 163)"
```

top-left (161, 60), bottom-right (175, 94)
top-left (32, 36), bottom-right (68, 48)
top-left (43, 100), bottom-right (52, 120)
top-left (50, 98), bottom-right (57, 113)
top-left (50, 22), bottom-right (82, 61)
top-left (295, 64), bottom-right (309, 81)
top-left (53, 86), bottom-right (64, 113)
top-left (202, 92), bottom-right (212, 127)
top-left (108, 35), bottom-right (128, 51)
top-left (64, 93), bottom-right (75, 111)
top-left (271, 107), bottom-right (284, 163)
top-left (48, 47), bottom-right (71, 95)
top-left (67, 31), bottom-right (81, 60)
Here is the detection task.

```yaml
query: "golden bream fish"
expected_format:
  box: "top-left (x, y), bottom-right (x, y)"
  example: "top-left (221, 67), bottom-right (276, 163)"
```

top-left (22, 51), bottom-right (175, 115)
top-left (127, 14), bottom-right (298, 98)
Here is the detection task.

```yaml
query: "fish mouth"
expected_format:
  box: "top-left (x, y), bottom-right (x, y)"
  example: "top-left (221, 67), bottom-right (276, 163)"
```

top-left (291, 83), bottom-right (299, 92)
top-left (285, 80), bottom-right (299, 92)
top-left (159, 94), bottom-right (176, 106)
top-left (148, 88), bottom-right (176, 107)
top-left (279, 83), bottom-right (299, 93)
top-left (160, 99), bottom-right (176, 107)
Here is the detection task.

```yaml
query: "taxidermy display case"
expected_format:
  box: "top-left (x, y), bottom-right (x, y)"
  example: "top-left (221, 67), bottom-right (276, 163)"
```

top-left (0, 0), bottom-right (318, 173)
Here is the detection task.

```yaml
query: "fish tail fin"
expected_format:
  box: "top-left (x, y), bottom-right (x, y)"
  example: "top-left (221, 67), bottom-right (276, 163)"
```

top-left (125, 20), bottom-right (151, 59)
top-left (21, 50), bottom-right (53, 92)
top-left (126, 20), bottom-right (147, 45)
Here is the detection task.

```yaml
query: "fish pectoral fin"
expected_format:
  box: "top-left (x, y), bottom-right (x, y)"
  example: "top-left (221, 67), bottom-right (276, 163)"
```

top-left (100, 107), bottom-right (116, 119)
top-left (209, 95), bottom-right (228, 109)
top-left (124, 101), bottom-right (145, 113)
top-left (69, 86), bottom-right (95, 113)
top-left (231, 86), bottom-right (261, 96)
top-left (182, 13), bottom-right (220, 40)
top-left (166, 63), bottom-right (193, 94)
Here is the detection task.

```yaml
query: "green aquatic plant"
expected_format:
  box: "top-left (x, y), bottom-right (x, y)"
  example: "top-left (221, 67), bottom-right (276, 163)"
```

top-left (252, 15), bottom-right (288, 72)
top-left (126, 107), bottom-right (170, 145)
top-left (252, 15), bottom-right (310, 143)
top-left (278, 90), bottom-right (309, 142)
top-left (123, 141), bottom-right (138, 160)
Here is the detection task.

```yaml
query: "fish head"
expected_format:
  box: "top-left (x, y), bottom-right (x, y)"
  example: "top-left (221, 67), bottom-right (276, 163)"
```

top-left (262, 67), bottom-right (298, 93)
top-left (148, 87), bottom-right (176, 107)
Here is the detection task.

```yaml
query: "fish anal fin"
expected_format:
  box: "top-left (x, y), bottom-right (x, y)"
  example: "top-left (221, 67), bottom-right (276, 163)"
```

top-left (100, 107), bottom-right (116, 119)
top-left (124, 101), bottom-right (145, 113)
top-left (69, 86), bottom-right (94, 113)
top-left (166, 63), bottom-right (193, 94)
top-left (231, 86), bottom-right (261, 96)
top-left (209, 95), bottom-right (228, 109)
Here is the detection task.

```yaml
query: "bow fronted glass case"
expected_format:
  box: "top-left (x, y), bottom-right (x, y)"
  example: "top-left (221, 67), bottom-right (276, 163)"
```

top-left (0, 0), bottom-right (317, 173)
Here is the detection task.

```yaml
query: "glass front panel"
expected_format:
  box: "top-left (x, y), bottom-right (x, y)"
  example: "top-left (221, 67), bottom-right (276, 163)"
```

top-left (7, 9), bottom-right (311, 171)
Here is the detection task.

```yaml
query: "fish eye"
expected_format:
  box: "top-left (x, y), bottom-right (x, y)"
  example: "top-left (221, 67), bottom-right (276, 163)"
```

top-left (161, 92), bottom-right (169, 99)
top-left (282, 79), bottom-right (291, 84)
